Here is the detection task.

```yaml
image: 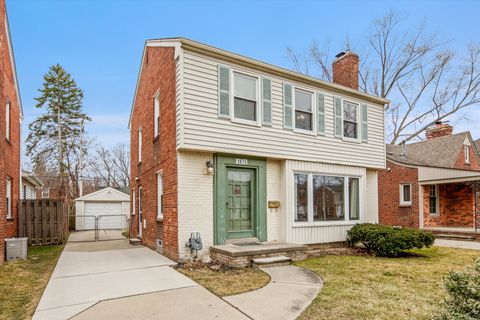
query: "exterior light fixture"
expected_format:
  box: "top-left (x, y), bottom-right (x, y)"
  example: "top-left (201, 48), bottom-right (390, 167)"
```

top-left (206, 160), bottom-right (215, 175)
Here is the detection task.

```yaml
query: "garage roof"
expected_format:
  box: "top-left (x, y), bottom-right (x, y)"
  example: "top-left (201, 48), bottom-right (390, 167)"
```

top-left (75, 187), bottom-right (130, 202)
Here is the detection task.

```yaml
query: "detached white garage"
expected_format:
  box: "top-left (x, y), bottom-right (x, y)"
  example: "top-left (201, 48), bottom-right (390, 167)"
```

top-left (74, 187), bottom-right (130, 230)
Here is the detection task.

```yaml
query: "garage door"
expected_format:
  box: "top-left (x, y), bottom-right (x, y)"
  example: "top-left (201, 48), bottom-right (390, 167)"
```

top-left (84, 202), bottom-right (123, 229)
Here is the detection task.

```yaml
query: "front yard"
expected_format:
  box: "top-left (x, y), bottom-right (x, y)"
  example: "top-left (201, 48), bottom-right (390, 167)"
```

top-left (0, 245), bottom-right (63, 320)
top-left (180, 246), bottom-right (479, 320)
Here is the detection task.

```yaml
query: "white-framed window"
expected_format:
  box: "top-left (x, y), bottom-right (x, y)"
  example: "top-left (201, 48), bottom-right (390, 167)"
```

top-left (294, 172), bottom-right (361, 224)
top-left (465, 145), bottom-right (470, 164)
top-left (153, 91), bottom-right (160, 138)
top-left (399, 183), bottom-right (412, 206)
top-left (138, 127), bottom-right (142, 163)
top-left (343, 101), bottom-right (359, 139)
top-left (157, 173), bottom-right (163, 219)
top-left (42, 188), bottom-right (49, 199)
top-left (5, 101), bottom-right (10, 141)
top-left (6, 177), bottom-right (12, 219)
top-left (132, 190), bottom-right (136, 216)
top-left (233, 71), bottom-right (259, 123)
top-left (294, 88), bottom-right (314, 132)
top-left (429, 185), bottom-right (439, 215)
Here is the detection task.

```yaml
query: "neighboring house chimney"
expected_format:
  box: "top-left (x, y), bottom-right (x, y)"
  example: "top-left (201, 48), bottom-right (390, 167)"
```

top-left (332, 50), bottom-right (359, 90)
top-left (426, 121), bottom-right (453, 140)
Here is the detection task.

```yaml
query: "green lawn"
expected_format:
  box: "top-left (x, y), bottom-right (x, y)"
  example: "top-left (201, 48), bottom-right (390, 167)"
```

top-left (296, 246), bottom-right (479, 320)
top-left (0, 245), bottom-right (63, 320)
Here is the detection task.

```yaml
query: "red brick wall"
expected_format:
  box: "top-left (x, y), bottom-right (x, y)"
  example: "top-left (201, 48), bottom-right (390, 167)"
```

top-left (453, 144), bottom-right (480, 171)
top-left (130, 46), bottom-right (178, 260)
top-left (423, 183), bottom-right (474, 228)
top-left (378, 160), bottom-right (419, 228)
top-left (0, 0), bottom-right (21, 265)
top-left (332, 51), bottom-right (359, 90)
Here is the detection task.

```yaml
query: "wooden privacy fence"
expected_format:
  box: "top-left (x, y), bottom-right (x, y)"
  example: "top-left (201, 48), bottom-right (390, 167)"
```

top-left (18, 200), bottom-right (69, 245)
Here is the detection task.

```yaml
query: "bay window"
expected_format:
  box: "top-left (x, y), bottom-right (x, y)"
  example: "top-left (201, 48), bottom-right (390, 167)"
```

top-left (294, 89), bottom-right (313, 131)
top-left (233, 72), bottom-right (257, 122)
top-left (294, 173), bottom-right (360, 224)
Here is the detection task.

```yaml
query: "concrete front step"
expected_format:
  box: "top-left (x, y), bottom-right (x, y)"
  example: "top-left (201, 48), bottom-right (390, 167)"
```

top-left (434, 234), bottom-right (475, 241)
top-left (129, 238), bottom-right (141, 245)
top-left (252, 256), bottom-right (292, 268)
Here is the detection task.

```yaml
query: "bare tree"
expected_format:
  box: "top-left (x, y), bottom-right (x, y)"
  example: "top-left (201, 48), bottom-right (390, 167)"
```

top-left (287, 10), bottom-right (480, 144)
top-left (87, 144), bottom-right (130, 189)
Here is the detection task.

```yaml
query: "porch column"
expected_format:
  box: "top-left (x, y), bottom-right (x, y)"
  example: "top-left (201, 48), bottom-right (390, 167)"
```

top-left (419, 184), bottom-right (424, 229)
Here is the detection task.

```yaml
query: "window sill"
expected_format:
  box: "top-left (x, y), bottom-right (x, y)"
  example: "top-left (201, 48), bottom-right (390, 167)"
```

top-left (5, 138), bottom-right (11, 145)
top-left (156, 216), bottom-right (164, 222)
top-left (231, 117), bottom-right (261, 127)
top-left (293, 128), bottom-right (316, 136)
top-left (292, 221), bottom-right (361, 228)
top-left (342, 137), bottom-right (362, 144)
top-left (6, 217), bottom-right (14, 222)
top-left (399, 203), bottom-right (412, 208)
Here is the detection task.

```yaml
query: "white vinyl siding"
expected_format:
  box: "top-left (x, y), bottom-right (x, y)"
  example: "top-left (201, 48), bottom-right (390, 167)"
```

top-left (6, 177), bottom-right (12, 218)
top-left (154, 91), bottom-right (160, 138)
top-left (267, 159), bottom-right (281, 241)
top-left (22, 183), bottom-right (36, 200)
top-left (179, 50), bottom-right (385, 169)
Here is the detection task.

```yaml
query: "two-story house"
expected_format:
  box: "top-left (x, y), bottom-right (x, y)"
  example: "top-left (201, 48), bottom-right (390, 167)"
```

top-left (379, 122), bottom-right (480, 238)
top-left (0, 0), bottom-right (22, 265)
top-left (129, 38), bottom-right (388, 262)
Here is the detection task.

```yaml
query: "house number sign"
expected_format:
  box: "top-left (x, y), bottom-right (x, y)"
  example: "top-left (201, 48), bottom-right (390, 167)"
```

top-left (235, 158), bottom-right (248, 165)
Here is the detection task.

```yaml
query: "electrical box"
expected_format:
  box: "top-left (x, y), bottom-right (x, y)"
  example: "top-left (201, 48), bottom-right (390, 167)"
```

top-left (5, 238), bottom-right (28, 261)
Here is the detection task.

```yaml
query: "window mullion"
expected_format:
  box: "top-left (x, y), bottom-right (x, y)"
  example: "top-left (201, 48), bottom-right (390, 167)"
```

top-left (308, 173), bottom-right (313, 223)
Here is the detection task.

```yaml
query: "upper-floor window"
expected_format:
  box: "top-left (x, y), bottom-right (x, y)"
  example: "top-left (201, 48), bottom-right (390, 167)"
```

top-left (233, 72), bottom-right (258, 122)
top-left (465, 145), bottom-right (470, 164)
top-left (294, 89), bottom-right (313, 131)
top-left (5, 101), bottom-right (10, 141)
top-left (400, 183), bottom-right (412, 206)
top-left (154, 91), bottom-right (160, 138)
top-left (343, 101), bottom-right (358, 139)
top-left (6, 177), bottom-right (12, 218)
top-left (138, 128), bottom-right (142, 163)
top-left (294, 172), bottom-right (360, 224)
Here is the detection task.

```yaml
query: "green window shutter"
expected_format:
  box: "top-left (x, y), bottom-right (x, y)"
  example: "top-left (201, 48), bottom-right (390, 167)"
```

top-left (262, 78), bottom-right (272, 125)
top-left (283, 83), bottom-right (293, 129)
top-left (218, 66), bottom-right (230, 118)
top-left (334, 97), bottom-right (343, 138)
top-left (317, 92), bottom-right (325, 135)
top-left (361, 104), bottom-right (368, 142)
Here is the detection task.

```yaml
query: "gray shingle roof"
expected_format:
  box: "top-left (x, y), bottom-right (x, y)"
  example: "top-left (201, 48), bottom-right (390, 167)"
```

top-left (386, 132), bottom-right (470, 168)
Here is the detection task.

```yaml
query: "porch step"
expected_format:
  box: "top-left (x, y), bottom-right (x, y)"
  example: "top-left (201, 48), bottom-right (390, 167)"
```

top-left (252, 256), bottom-right (292, 268)
top-left (434, 234), bottom-right (475, 241)
top-left (129, 238), bottom-right (142, 245)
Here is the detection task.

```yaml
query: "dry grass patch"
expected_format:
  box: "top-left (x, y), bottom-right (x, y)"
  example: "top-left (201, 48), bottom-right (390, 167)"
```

top-left (178, 265), bottom-right (270, 297)
top-left (296, 246), bottom-right (479, 320)
top-left (0, 245), bottom-right (63, 320)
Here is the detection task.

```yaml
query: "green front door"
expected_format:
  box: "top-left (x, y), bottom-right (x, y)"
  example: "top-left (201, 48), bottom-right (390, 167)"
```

top-left (214, 155), bottom-right (267, 245)
top-left (226, 168), bottom-right (256, 239)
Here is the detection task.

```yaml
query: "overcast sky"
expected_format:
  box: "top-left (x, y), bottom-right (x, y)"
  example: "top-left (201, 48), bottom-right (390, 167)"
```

top-left (7, 0), bottom-right (480, 162)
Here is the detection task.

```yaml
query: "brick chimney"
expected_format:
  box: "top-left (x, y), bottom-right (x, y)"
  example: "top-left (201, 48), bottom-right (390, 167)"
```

top-left (332, 50), bottom-right (359, 90)
top-left (426, 121), bottom-right (453, 140)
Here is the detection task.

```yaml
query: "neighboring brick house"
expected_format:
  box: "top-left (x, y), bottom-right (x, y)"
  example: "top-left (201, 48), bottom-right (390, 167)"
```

top-left (129, 38), bottom-right (389, 262)
top-left (0, 0), bottom-right (22, 264)
top-left (379, 122), bottom-right (480, 232)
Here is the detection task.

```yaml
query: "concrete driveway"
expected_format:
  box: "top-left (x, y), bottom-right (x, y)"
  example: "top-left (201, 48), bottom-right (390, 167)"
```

top-left (33, 234), bottom-right (249, 320)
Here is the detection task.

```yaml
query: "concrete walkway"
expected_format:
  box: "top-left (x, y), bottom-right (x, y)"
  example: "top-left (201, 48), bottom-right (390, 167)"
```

top-left (435, 239), bottom-right (480, 250)
top-left (33, 237), bottom-right (249, 320)
top-left (225, 265), bottom-right (323, 320)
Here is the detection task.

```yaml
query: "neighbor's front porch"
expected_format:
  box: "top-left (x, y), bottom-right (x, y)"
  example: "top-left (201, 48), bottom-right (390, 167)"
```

top-left (418, 166), bottom-right (480, 239)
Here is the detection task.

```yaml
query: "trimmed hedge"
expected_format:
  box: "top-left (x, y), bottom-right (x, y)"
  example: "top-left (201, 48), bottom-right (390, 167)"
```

top-left (347, 223), bottom-right (435, 257)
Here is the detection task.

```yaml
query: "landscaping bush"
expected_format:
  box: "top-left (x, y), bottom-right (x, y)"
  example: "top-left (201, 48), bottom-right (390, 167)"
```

top-left (435, 258), bottom-right (480, 320)
top-left (347, 223), bottom-right (435, 257)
